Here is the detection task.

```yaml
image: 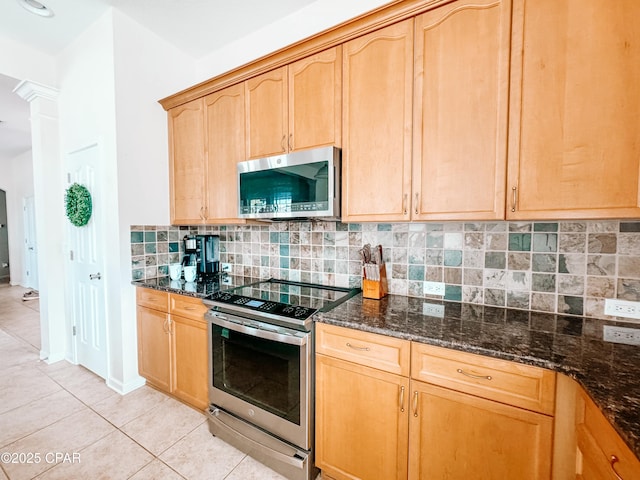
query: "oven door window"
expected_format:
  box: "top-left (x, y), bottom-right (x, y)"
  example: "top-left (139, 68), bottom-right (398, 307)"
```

top-left (211, 324), bottom-right (301, 425)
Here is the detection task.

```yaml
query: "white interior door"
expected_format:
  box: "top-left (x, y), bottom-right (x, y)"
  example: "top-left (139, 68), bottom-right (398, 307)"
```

top-left (67, 144), bottom-right (107, 378)
top-left (23, 196), bottom-right (39, 290)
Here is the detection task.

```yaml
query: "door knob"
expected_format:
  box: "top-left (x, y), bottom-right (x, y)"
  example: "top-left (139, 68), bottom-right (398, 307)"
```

top-left (89, 273), bottom-right (102, 280)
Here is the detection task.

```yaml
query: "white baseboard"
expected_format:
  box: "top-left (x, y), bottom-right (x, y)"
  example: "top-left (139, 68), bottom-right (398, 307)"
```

top-left (107, 375), bottom-right (146, 395)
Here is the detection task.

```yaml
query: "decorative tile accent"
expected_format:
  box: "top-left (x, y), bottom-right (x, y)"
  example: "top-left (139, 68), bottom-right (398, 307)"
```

top-left (131, 221), bottom-right (640, 321)
top-left (509, 233), bottom-right (531, 251)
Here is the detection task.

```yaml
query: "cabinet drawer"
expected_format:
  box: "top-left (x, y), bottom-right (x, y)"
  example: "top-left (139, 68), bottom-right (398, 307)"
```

top-left (315, 323), bottom-right (410, 376)
top-left (411, 343), bottom-right (556, 415)
top-left (576, 390), bottom-right (640, 480)
top-left (169, 294), bottom-right (208, 322)
top-left (136, 287), bottom-right (169, 312)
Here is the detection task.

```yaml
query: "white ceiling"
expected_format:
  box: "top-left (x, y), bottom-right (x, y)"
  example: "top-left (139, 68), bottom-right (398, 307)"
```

top-left (0, 0), bottom-right (319, 162)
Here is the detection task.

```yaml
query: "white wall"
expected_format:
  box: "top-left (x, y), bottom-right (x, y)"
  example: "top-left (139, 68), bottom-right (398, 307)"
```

top-left (0, 36), bottom-right (56, 86)
top-left (195, 0), bottom-right (392, 82)
top-left (0, 150), bottom-right (34, 287)
top-left (110, 9), bottom-right (195, 392)
top-left (57, 10), bottom-right (119, 371)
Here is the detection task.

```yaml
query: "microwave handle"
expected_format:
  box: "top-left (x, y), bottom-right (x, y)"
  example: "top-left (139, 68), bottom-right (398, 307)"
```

top-left (209, 312), bottom-right (308, 347)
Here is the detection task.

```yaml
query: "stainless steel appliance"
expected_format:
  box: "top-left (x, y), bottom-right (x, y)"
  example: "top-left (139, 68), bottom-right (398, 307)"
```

top-left (183, 234), bottom-right (220, 281)
top-left (237, 146), bottom-right (341, 220)
top-left (204, 279), bottom-right (358, 480)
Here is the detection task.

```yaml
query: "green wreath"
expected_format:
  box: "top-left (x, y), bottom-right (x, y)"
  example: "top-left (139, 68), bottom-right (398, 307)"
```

top-left (65, 183), bottom-right (92, 227)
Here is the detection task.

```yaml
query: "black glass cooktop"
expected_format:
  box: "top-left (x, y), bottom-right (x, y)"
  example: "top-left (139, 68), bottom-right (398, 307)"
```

top-left (206, 278), bottom-right (358, 321)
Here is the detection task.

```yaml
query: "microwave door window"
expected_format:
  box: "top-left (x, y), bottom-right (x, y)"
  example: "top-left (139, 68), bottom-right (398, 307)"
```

top-left (240, 161), bottom-right (328, 214)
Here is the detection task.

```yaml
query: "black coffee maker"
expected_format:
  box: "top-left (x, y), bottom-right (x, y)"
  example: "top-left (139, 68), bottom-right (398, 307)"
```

top-left (183, 234), bottom-right (220, 280)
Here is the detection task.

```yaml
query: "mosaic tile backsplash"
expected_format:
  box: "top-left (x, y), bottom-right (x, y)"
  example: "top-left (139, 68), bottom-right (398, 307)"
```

top-left (131, 220), bottom-right (640, 321)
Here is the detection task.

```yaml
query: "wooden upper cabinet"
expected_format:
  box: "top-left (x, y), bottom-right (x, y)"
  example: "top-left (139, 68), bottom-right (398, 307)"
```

top-left (508, 0), bottom-right (640, 219)
top-left (245, 47), bottom-right (342, 159)
top-left (245, 67), bottom-right (288, 159)
top-left (205, 84), bottom-right (247, 223)
top-left (342, 19), bottom-right (414, 222)
top-left (168, 98), bottom-right (206, 225)
top-left (412, 0), bottom-right (510, 221)
top-left (288, 46), bottom-right (342, 151)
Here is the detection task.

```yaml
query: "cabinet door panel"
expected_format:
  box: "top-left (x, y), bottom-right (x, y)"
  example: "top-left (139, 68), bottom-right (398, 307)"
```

top-left (169, 98), bottom-right (206, 224)
top-left (289, 46), bottom-right (342, 151)
top-left (205, 84), bottom-right (247, 223)
top-left (245, 67), bottom-right (287, 159)
top-left (316, 354), bottom-right (409, 480)
top-left (413, 0), bottom-right (510, 220)
top-left (409, 381), bottom-right (553, 480)
top-left (342, 19), bottom-right (414, 222)
top-left (575, 389), bottom-right (640, 480)
top-left (508, 0), bottom-right (640, 219)
top-left (171, 315), bottom-right (208, 410)
top-left (137, 306), bottom-right (171, 392)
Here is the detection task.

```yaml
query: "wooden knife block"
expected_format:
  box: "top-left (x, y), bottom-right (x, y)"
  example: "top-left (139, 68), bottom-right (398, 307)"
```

top-left (362, 263), bottom-right (388, 300)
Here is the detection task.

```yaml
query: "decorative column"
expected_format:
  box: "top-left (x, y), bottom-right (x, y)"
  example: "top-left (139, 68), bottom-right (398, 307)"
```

top-left (14, 80), bottom-right (67, 363)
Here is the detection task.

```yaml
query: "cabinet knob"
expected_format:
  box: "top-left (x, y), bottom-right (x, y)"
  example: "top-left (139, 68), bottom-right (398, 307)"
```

top-left (610, 455), bottom-right (624, 480)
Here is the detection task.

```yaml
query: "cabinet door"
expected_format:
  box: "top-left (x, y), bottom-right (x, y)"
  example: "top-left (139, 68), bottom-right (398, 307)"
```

top-left (508, 0), bottom-right (640, 219)
top-left (245, 67), bottom-right (288, 159)
top-left (205, 84), bottom-right (247, 223)
top-left (342, 19), bottom-right (414, 222)
top-left (168, 98), bottom-right (206, 225)
top-left (316, 354), bottom-right (409, 480)
top-left (171, 314), bottom-right (208, 410)
top-left (408, 381), bottom-right (553, 480)
top-left (136, 306), bottom-right (172, 392)
top-left (575, 389), bottom-right (640, 480)
top-left (413, 0), bottom-right (510, 221)
top-left (289, 46), bottom-right (342, 151)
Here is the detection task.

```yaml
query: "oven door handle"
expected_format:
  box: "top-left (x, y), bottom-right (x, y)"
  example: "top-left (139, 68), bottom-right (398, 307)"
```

top-left (210, 313), bottom-right (308, 347)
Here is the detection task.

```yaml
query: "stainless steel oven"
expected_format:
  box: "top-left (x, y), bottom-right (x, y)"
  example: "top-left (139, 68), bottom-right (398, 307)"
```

top-left (204, 279), bottom-right (358, 480)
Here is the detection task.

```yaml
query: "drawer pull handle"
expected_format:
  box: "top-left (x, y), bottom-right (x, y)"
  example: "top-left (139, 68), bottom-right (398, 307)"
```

top-left (412, 391), bottom-right (419, 417)
top-left (346, 342), bottom-right (370, 351)
top-left (399, 386), bottom-right (405, 413)
top-left (183, 306), bottom-right (196, 310)
top-left (457, 368), bottom-right (492, 381)
top-left (610, 455), bottom-right (624, 480)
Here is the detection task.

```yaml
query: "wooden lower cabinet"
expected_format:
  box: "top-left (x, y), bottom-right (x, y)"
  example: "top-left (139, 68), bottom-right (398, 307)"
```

top-left (171, 314), bottom-right (208, 410)
top-left (315, 354), bottom-right (409, 480)
top-left (136, 288), bottom-right (208, 410)
top-left (136, 305), bottom-right (172, 392)
top-left (575, 389), bottom-right (640, 480)
top-left (315, 323), bottom-right (555, 480)
top-left (408, 380), bottom-right (553, 480)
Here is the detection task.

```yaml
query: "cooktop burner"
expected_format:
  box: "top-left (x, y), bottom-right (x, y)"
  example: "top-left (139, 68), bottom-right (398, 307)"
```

top-left (205, 278), bottom-right (360, 329)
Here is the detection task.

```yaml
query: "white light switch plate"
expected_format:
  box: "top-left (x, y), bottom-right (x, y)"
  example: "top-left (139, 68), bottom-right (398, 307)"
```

top-left (604, 299), bottom-right (640, 319)
top-left (424, 281), bottom-right (445, 296)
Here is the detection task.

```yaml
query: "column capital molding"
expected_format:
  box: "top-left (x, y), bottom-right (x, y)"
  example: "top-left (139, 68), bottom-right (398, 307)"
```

top-left (14, 80), bottom-right (59, 103)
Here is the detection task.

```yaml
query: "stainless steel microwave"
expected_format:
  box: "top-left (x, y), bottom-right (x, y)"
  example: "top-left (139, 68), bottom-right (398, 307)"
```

top-left (238, 146), bottom-right (341, 220)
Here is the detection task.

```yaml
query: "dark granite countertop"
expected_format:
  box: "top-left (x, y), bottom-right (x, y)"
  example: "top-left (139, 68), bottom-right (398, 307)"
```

top-left (314, 294), bottom-right (640, 460)
top-left (132, 274), bottom-right (262, 298)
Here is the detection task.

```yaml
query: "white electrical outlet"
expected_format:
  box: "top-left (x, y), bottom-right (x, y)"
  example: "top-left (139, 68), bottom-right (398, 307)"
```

top-left (604, 299), bottom-right (640, 319)
top-left (222, 275), bottom-right (233, 285)
top-left (424, 281), bottom-right (445, 297)
top-left (221, 263), bottom-right (232, 273)
top-left (603, 325), bottom-right (640, 346)
top-left (422, 302), bottom-right (445, 318)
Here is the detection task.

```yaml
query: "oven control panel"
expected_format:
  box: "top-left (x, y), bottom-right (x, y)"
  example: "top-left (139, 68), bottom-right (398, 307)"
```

top-left (207, 291), bottom-right (317, 319)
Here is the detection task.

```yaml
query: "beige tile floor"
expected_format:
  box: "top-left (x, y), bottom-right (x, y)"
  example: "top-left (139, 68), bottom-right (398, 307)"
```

top-left (0, 284), bottom-right (299, 480)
